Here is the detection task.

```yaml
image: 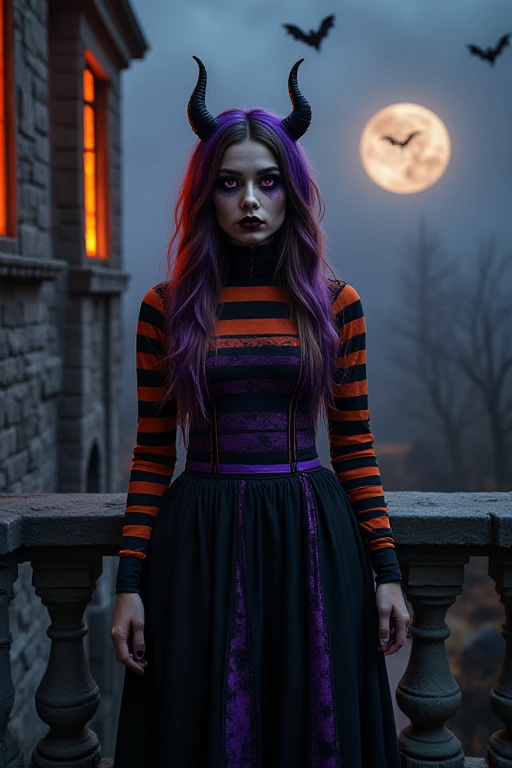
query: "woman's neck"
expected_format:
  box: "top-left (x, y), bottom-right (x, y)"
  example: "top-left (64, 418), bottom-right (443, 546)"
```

top-left (225, 239), bottom-right (280, 281)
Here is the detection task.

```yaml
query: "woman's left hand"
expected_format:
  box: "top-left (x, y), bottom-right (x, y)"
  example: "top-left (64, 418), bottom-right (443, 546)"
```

top-left (375, 581), bottom-right (411, 655)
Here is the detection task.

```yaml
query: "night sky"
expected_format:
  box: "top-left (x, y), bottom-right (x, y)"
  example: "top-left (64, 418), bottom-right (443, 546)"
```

top-left (119, 0), bottom-right (511, 463)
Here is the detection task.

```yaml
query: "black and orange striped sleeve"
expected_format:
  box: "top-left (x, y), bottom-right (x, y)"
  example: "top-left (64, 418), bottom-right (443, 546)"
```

top-left (327, 281), bottom-right (402, 585)
top-left (115, 283), bottom-right (177, 594)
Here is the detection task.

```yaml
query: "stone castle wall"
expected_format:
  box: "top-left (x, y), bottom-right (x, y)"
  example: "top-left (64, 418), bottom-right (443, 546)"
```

top-left (0, 0), bottom-right (128, 759)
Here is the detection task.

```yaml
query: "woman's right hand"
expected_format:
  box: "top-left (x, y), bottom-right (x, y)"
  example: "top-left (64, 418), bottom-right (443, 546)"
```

top-left (110, 593), bottom-right (147, 676)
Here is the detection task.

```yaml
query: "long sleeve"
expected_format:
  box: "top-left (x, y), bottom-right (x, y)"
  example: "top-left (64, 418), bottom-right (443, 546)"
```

top-left (115, 283), bottom-right (178, 594)
top-left (327, 281), bottom-right (402, 585)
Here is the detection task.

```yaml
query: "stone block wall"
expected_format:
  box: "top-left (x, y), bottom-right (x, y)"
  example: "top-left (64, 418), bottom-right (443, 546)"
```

top-left (0, 0), bottom-right (128, 759)
top-left (58, 291), bottom-right (124, 496)
top-left (13, 0), bottom-right (52, 263)
top-left (7, 564), bottom-right (51, 756)
top-left (0, 282), bottom-right (61, 495)
top-left (0, 0), bottom-right (60, 757)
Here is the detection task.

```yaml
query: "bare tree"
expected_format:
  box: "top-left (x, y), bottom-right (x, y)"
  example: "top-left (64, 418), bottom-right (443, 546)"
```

top-left (387, 217), bottom-right (480, 490)
top-left (445, 235), bottom-right (512, 489)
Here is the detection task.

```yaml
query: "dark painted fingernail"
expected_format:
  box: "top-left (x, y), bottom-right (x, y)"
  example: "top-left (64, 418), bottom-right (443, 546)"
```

top-left (135, 650), bottom-right (144, 659)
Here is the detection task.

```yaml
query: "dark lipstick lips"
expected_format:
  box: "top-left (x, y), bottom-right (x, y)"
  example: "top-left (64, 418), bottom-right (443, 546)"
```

top-left (238, 216), bottom-right (263, 224)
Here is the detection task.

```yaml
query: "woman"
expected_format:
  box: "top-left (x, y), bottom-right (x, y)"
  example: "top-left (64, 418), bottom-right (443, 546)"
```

top-left (111, 56), bottom-right (410, 768)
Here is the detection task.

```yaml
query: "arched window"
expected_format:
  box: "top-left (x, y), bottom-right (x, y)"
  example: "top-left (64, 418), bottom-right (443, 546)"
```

top-left (86, 442), bottom-right (101, 493)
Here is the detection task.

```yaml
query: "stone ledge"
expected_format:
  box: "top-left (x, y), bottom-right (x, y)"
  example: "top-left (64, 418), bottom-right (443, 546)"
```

top-left (69, 264), bottom-right (131, 294)
top-left (387, 491), bottom-right (509, 547)
top-left (0, 252), bottom-right (67, 281)
top-left (0, 490), bottom-right (509, 559)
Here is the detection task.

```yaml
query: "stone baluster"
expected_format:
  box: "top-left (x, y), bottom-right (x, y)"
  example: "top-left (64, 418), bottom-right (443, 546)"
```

top-left (395, 552), bottom-right (469, 768)
top-left (487, 552), bottom-right (512, 768)
top-left (30, 550), bottom-right (103, 767)
top-left (0, 559), bottom-right (23, 768)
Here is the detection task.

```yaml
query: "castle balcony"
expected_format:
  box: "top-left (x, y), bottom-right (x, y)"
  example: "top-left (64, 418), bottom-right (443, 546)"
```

top-left (0, 491), bottom-right (510, 767)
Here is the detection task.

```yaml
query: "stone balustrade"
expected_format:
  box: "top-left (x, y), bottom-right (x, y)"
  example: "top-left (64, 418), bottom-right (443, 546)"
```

top-left (0, 490), bottom-right (510, 767)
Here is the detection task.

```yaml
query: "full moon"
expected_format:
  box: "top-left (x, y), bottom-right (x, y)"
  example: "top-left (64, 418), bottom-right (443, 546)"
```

top-left (359, 103), bottom-right (451, 194)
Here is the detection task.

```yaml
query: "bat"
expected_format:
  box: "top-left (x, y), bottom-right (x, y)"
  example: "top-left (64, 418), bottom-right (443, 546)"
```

top-left (282, 14), bottom-right (336, 51)
top-left (466, 33), bottom-right (511, 66)
top-left (380, 131), bottom-right (421, 148)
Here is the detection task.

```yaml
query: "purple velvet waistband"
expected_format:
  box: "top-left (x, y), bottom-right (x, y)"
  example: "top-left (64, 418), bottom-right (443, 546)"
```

top-left (184, 458), bottom-right (322, 475)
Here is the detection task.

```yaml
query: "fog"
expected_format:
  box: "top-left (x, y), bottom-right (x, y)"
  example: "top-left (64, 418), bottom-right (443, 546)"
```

top-left (119, 0), bottom-right (511, 463)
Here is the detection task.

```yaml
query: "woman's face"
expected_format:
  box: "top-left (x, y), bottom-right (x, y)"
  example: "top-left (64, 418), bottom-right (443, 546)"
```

top-left (212, 139), bottom-right (286, 246)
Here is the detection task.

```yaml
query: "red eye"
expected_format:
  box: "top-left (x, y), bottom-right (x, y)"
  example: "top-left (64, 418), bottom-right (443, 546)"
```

top-left (217, 175), bottom-right (280, 191)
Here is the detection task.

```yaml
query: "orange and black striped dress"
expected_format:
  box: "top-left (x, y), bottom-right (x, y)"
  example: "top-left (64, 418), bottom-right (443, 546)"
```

top-left (116, 252), bottom-right (401, 593)
top-left (114, 240), bottom-right (402, 768)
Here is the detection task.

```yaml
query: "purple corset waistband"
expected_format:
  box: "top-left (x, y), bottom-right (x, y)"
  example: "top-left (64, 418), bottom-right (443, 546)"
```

top-left (184, 458), bottom-right (322, 475)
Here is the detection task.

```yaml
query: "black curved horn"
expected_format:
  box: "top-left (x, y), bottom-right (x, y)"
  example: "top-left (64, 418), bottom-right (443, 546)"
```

top-left (281, 59), bottom-right (312, 141)
top-left (187, 56), bottom-right (220, 141)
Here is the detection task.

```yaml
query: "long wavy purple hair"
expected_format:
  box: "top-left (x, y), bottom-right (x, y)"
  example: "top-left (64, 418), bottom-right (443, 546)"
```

top-left (162, 108), bottom-right (342, 448)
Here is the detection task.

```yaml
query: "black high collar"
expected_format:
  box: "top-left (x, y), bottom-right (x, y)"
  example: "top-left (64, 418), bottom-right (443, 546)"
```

top-left (225, 239), bottom-right (280, 281)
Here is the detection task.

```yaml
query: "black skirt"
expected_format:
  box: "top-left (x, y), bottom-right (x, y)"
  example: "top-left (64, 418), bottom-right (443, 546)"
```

top-left (113, 465), bottom-right (400, 768)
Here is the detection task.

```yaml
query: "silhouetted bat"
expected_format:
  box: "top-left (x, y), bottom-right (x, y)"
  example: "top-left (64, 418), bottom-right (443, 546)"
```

top-left (380, 131), bottom-right (421, 148)
top-left (466, 33), bottom-right (511, 66)
top-left (282, 14), bottom-right (335, 51)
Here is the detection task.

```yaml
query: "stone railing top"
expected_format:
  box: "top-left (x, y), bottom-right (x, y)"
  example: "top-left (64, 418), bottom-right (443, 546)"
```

top-left (0, 491), bottom-right (509, 558)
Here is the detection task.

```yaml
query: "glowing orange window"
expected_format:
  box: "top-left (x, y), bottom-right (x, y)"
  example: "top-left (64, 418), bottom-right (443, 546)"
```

top-left (0, 0), bottom-right (5, 235)
top-left (0, 0), bottom-right (15, 237)
top-left (83, 61), bottom-right (108, 259)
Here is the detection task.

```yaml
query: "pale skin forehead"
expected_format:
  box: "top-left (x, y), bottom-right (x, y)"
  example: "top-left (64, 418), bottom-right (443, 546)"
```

top-left (218, 140), bottom-right (280, 176)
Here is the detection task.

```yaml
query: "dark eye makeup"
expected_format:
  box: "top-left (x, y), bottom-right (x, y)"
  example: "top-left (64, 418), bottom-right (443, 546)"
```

top-left (216, 174), bottom-right (281, 191)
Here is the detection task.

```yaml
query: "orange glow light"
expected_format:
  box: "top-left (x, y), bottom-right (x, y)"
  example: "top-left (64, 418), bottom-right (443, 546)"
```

top-left (0, 0), bottom-right (6, 234)
top-left (83, 67), bottom-right (97, 256)
top-left (83, 68), bottom-right (94, 103)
